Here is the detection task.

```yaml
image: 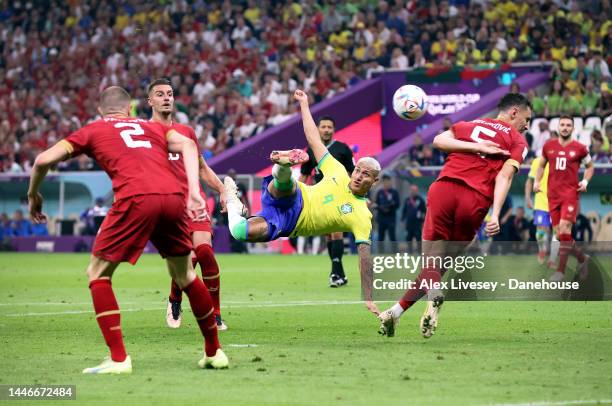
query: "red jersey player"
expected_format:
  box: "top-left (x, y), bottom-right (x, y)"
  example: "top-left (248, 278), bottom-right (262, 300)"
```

top-left (378, 93), bottom-right (531, 339)
top-left (27, 86), bottom-right (229, 373)
top-left (534, 115), bottom-right (594, 281)
top-left (146, 78), bottom-right (228, 330)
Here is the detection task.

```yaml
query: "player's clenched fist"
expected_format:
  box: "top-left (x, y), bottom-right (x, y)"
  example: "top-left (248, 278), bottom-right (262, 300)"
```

top-left (293, 89), bottom-right (308, 103)
top-left (485, 216), bottom-right (500, 237)
top-left (187, 193), bottom-right (208, 221)
top-left (28, 192), bottom-right (48, 224)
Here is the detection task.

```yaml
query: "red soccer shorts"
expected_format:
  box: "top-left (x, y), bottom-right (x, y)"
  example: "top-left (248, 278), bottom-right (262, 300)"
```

top-left (548, 198), bottom-right (579, 226)
top-left (422, 179), bottom-right (492, 241)
top-left (93, 193), bottom-right (192, 264)
top-left (189, 215), bottom-right (213, 234)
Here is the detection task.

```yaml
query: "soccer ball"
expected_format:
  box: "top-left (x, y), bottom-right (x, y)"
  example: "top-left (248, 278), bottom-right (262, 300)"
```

top-left (392, 85), bottom-right (428, 120)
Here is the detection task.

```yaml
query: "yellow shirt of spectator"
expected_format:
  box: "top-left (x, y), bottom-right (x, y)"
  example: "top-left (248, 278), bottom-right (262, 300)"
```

top-left (114, 13), bottom-right (129, 30)
top-left (551, 46), bottom-right (566, 62)
top-left (528, 157), bottom-right (549, 212)
top-left (292, 154), bottom-right (372, 244)
top-left (244, 7), bottom-right (260, 25)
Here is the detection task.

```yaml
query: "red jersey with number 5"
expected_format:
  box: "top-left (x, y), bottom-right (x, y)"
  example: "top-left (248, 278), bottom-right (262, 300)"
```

top-left (165, 122), bottom-right (206, 197)
top-left (542, 138), bottom-right (589, 202)
top-left (59, 117), bottom-right (182, 201)
top-left (437, 118), bottom-right (528, 199)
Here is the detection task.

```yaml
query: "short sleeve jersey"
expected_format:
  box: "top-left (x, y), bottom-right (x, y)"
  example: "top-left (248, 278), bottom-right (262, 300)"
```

top-left (293, 153), bottom-right (372, 244)
top-left (300, 140), bottom-right (355, 184)
top-left (541, 138), bottom-right (590, 202)
top-left (438, 118), bottom-right (528, 199)
top-left (59, 117), bottom-right (181, 201)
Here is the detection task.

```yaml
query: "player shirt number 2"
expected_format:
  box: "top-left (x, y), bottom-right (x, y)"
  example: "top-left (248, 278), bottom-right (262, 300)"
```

top-left (115, 122), bottom-right (152, 149)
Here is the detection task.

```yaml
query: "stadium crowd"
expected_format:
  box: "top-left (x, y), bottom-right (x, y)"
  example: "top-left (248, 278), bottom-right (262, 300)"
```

top-left (1, 0), bottom-right (611, 174)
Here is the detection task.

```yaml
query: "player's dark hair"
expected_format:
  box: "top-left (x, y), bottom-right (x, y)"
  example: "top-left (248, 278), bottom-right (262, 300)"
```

top-left (558, 114), bottom-right (574, 125)
top-left (317, 115), bottom-right (336, 128)
top-left (99, 86), bottom-right (131, 113)
top-left (497, 93), bottom-right (532, 112)
top-left (147, 78), bottom-right (172, 95)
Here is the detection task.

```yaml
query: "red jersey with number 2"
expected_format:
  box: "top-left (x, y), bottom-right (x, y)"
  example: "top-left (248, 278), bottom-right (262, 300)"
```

top-left (438, 118), bottom-right (528, 199)
top-left (61, 117), bottom-right (182, 201)
top-left (542, 139), bottom-right (589, 202)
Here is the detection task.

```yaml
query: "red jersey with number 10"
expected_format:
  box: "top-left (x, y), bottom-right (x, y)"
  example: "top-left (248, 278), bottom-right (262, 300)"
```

top-left (60, 117), bottom-right (182, 201)
top-left (542, 138), bottom-right (589, 202)
top-left (437, 118), bottom-right (528, 199)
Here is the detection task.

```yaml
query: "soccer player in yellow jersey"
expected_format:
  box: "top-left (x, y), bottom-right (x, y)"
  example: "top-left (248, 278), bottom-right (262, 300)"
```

top-left (525, 156), bottom-right (558, 268)
top-left (224, 89), bottom-right (381, 315)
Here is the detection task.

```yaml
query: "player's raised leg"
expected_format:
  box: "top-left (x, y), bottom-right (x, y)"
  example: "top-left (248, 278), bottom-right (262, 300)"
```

top-left (82, 256), bottom-right (132, 374)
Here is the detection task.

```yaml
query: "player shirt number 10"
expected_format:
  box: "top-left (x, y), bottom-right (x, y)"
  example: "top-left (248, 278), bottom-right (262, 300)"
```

top-left (555, 157), bottom-right (566, 170)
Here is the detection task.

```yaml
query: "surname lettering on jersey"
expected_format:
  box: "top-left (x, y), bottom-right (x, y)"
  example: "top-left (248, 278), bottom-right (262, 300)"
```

top-left (472, 119), bottom-right (510, 134)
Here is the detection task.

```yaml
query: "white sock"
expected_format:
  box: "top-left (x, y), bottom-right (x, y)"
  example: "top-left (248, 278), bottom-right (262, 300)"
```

top-left (391, 303), bottom-right (405, 319)
top-left (297, 236), bottom-right (306, 255)
top-left (549, 234), bottom-right (560, 262)
top-left (272, 164), bottom-right (292, 183)
top-left (312, 236), bottom-right (321, 255)
top-left (227, 201), bottom-right (246, 231)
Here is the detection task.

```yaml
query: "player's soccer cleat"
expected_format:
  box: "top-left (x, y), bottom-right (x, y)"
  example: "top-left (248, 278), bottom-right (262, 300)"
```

top-left (378, 309), bottom-right (399, 337)
top-left (420, 289), bottom-right (444, 339)
top-left (329, 275), bottom-right (348, 288)
top-left (166, 299), bottom-right (182, 329)
top-left (549, 271), bottom-right (565, 282)
top-left (198, 349), bottom-right (229, 369)
top-left (224, 176), bottom-right (247, 217)
top-left (215, 314), bottom-right (228, 331)
top-left (578, 255), bottom-right (590, 281)
top-left (270, 149), bottom-right (309, 167)
top-left (82, 355), bottom-right (132, 374)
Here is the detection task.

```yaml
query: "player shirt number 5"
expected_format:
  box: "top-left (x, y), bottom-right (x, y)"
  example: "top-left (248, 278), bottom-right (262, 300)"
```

top-left (541, 139), bottom-right (590, 202)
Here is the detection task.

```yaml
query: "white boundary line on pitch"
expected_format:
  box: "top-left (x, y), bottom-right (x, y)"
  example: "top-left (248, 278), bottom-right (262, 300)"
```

top-left (2, 300), bottom-right (392, 317)
top-left (486, 399), bottom-right (612, 406)
top-left (0, 299), bottom-right (392, 307)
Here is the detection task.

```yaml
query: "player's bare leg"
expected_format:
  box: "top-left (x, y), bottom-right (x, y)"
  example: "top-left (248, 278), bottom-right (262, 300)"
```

top-left (83, 256), bottom-right (132, 374)
top-left (550, 220), bottom-right (588, 281)
top-left (167, 255), bottom-right (228, 369)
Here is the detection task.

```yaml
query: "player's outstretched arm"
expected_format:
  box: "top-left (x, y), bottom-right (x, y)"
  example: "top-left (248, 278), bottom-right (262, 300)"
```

top-left (294, 89), bottom-right (328, 162)
top-left (358, 243), bottom-right (380, 316)
top-left (167, 130), bottom-right (206, 219)
top-left (199, 159), bottom-right (227, 212)
top-left (433, 130), bottom-right (510, 156)
top-left (578, 160), bottom-right (594, 192)
top-left (27, 143), bottom-right (71, 223)
top-left (485, 163), bottom-right (516, 236)
top-left (533, 155), bottom-right (547, 193)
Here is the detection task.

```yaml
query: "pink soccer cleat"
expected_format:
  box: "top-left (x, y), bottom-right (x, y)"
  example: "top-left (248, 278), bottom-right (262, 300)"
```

top-left (270, 149), bottom-right (309, 167)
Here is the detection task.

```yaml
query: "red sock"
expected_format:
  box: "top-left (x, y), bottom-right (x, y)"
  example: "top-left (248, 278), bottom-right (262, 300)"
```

top-left (183, 277), bottom-right (220, 357)
top-left (572, 243), bottom-right (586, 263)
top-left (89, 279), bottom-right (127, 362)
top-left (169, 280), bottom-right (182, 303)
top-left (195, 243), bottom-right (221, 316)
top-left (398, 266), bottom-right (441, 310)
top-left (557, 233), bottom-right (573, 274)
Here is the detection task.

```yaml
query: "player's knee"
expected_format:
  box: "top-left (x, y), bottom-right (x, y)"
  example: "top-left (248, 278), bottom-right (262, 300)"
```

top-left (536, 229), bottom-right (547, 242)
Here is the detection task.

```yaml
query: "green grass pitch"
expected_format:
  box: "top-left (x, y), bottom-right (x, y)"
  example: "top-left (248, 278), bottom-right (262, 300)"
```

top-left (0, 253), bottom-right (611, 405)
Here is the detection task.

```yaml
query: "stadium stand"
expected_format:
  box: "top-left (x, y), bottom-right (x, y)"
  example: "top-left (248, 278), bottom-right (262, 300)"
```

top-left (1, 0), bottom-right (611, 173)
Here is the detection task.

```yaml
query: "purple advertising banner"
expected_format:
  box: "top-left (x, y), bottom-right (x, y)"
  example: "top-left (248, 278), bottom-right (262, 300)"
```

top-left (376, 67), bottom-right (546, 142)
top-left (8, 226), bottom-right (232, 254)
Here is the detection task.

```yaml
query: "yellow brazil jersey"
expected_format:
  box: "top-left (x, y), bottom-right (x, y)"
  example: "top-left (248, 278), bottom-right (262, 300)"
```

top-left (291, 153), bottom-right (373, 244)
top-left (528, 157), bottom-right (549, 212)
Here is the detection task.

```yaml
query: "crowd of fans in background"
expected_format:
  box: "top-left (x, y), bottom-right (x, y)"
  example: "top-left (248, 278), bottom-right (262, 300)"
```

top-left (1, 0), bottom-right (611, 173)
